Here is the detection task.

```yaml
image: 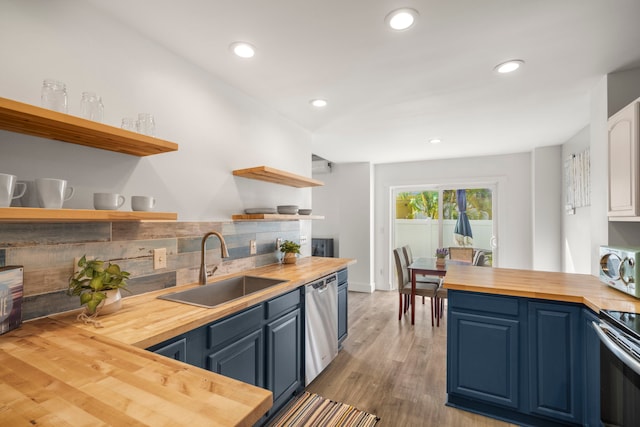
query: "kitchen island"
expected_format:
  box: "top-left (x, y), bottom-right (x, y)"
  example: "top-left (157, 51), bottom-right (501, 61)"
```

top-left (0, 257), bottom-right (355, 427)
top-left (443, 265), bottom-right (640, 427)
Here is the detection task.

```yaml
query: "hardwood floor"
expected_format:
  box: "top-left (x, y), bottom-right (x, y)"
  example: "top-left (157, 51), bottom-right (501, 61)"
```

top-left (305, 291), bottom-right (514, 427)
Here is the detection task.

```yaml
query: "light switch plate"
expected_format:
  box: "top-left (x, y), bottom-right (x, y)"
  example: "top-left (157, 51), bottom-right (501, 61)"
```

top-left (153, 248), bottom-right (167, 269)
top-left (250, 240), bottom-right (257, 255)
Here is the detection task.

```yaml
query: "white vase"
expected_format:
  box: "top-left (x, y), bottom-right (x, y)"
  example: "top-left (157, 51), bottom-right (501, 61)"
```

top-left (97, 289), bottom-right (122, 315)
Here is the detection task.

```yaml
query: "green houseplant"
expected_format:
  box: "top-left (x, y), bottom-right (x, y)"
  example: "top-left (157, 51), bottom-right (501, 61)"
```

top-left (280, 240), bottom-right (301, 264)
top-left (68, 255), bottom-right (130, 315)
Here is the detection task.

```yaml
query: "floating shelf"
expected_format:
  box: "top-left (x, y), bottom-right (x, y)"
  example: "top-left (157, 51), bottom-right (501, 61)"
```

top-left (231, 213), bottom-right (324, 221)
top-left (0, 97), bottom-right (178, 156)
top-left (232, 166), bottom-right (323, 188)
top-left (0, 207), bottom-right (177, 222)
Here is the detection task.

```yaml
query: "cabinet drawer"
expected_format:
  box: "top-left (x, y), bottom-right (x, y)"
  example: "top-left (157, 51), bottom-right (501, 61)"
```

top-left (266, 289), bottom-right (301, 319)
top-left (208, 305), bottom-right (264, 349)
top-left (449, 290), bottom-right (519, 316)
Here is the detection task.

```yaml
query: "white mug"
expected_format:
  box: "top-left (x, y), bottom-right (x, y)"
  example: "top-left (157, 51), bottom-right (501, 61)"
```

top-left (94, 193), bottom-right (125, 210)
top-left (36, 178), bottom-right (74, 209)
top-left (131, 195), bottom-right (156, 211)
top-left (0, 173), bottom-right (26, 207)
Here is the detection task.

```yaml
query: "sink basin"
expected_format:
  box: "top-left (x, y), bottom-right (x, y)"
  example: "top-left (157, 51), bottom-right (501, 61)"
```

top-left (158, 275), bottom-right (287, 308)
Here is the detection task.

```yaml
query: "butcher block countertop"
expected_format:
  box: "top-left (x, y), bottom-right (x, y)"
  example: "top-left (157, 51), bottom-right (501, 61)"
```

top-left (0, 256), bottom-right (355, 427)
top-left (444, 264), bottom-right (640, 313)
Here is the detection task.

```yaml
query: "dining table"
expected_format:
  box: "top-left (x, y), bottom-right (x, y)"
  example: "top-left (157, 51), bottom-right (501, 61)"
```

top-left (407, 257), bottom-right (469, 325)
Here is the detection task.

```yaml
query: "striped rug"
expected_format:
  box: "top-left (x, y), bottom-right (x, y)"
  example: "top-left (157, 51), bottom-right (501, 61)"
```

top-left (268, 392), bottom-right (380, 427)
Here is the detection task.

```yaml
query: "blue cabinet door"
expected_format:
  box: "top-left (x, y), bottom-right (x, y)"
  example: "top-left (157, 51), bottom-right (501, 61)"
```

top-left (207, 329), bottom-right (264, 388)
top-left (337, 281), bottom-right (348, 347)
top-left (152, 337), bottom-right (187, 363)
top-left (448, 310), bottom-right (520, 409)
top-left (528, 301), bottom-right (582, 424)
top-left (266, 308), bottom-right (303, 414)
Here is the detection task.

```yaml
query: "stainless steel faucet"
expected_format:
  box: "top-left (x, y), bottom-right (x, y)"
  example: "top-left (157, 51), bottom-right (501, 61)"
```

top-left (199, 231), bottom-right (230, 284)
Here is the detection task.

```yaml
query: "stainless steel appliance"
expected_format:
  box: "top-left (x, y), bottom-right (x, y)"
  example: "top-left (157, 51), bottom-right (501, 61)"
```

top-left (304, 273), bottom-right (338, 386)
top-left (593, 310), bottom-right (640, 426)
top-left (599, 246), bottom-right (640, 298)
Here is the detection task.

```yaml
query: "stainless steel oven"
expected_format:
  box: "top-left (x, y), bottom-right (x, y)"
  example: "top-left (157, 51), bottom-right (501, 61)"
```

top-left (593, 310), bottom-right (640, 426)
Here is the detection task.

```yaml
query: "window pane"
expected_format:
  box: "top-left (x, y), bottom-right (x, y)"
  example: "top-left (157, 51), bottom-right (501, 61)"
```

top-left (395, 191), bottom-right (439, 219)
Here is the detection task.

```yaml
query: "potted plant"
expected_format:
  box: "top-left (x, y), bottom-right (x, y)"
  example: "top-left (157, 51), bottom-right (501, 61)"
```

top-left (68, 255), bottom-right (130, 316)
top-left (435, 248), bottom-right (448, 266)
top-left (280, 240), bottom-right (301, 264)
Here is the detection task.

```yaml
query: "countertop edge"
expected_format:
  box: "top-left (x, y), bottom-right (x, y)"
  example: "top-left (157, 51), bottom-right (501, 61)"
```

top-left (443, 265), bottom-right (640, 313)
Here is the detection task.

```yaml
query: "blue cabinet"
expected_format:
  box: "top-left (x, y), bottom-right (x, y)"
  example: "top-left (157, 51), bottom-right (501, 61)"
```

top-left (337, 268), bottom-right (348, 347)
top-left (448, 290), bottom-right (598, 427)
top-left (266, 308), bottom-right (302, 413)
top-left (148, 287), bottom-right (304, 421)
top-left (208, 328), bottom-right (264, 387)
top-left (448, 291), bottom-right (521, 409)
top-left (150, 337), bottom-right (188, 363)
top-left (527, 301), bottom-right (582, 423)
top-left (448, 310), bottom-right (521, 408)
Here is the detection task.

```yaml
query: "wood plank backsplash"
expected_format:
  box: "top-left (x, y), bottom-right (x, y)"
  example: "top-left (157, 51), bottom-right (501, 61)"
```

top-left (0, 220), bottom-right (301, 320)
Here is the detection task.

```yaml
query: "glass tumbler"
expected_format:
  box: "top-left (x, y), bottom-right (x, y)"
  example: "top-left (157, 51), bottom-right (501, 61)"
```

top-left (41, 79), bottom-right (68, 113)
top-left (121, 117), bottom-right (136, 131)
top-left (136, 113), bottom-right (155, 136)
top-left (80, 92), bottom-right (104, 122)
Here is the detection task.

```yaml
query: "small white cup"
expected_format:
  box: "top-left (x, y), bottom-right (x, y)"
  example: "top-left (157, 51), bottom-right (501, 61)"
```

top-left (131, 195), bottom-right (156, 211)
top-left (94, 193), bottom-right (125, 210)
top-left (35, 178), bottom-right (74, 209)
top-left (0, 173), bottom-right (26, 207)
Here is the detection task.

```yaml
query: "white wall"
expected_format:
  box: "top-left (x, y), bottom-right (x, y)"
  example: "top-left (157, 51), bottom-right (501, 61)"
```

top-left (561, 127), bottom-right (591, 273)
top-left (532, 146), bottom-right (562, 272)
top-left (375, 153), bottom-right (532, 291)
top-left (0, 0), bottom-right (312, 222)
top-left (312, 162), bottom-right (374, 292)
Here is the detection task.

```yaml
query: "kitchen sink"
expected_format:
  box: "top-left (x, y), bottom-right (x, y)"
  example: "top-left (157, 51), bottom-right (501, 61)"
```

top-left (158, 275), bottom-right (287, 308)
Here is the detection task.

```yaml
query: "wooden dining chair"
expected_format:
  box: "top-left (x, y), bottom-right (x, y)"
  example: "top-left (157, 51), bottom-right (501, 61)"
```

top-left (449, 247), bottom-right (474, 263)
top-left (393, 248), bottom-right (438, 326)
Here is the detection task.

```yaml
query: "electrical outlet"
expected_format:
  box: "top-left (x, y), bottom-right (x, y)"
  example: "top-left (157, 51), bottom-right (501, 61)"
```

top-left (276, 238), bottom-right (283, 250)
top-left (300, 235), bottom-right (308, 244)
top-left (250, 240), bottom-right (257, 255)
top-left (153, 248), bottom-right (167, 269)
top-left (73, 256), bottom-right (94, 273)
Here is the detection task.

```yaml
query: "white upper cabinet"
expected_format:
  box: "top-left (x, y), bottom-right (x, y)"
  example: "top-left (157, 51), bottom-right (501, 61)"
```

top-left (608, 98), bottom-right (640, 218)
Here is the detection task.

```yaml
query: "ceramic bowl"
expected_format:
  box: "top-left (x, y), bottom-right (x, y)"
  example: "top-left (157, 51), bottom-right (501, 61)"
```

top-left (277, 205), bottom-right (299, 214)
top-left (298, 209), bottom-right (312, 215)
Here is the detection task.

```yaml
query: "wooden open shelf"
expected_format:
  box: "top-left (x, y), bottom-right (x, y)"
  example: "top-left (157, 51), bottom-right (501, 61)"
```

top-left (0, 207), bottom-right (177, 222)
top-left (232, 166), bottom-right (323, 188)
top-left (0, 97), bottom-right (178, 156)
top-left (231, 213), bottom-right (324, 221)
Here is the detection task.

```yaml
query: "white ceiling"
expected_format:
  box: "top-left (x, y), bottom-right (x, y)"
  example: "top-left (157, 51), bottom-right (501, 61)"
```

top-left (86, 0), bottom-right (640, 164)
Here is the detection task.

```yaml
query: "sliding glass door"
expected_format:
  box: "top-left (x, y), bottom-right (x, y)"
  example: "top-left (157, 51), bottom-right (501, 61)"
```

top-left (393, 184), bottom-right (497, 268)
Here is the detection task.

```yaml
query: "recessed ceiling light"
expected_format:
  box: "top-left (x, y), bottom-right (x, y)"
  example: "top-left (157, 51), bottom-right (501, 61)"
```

top-left (310, 99), bottom-right (327, 108)
top-left (229, 42), bottom-right (256, 58)
top-left (494, 59), bottom-right (524, 74)
top-left (429, 138), bottom-right (442, 144)
top-left (385, 8), bottom-right (418, 31)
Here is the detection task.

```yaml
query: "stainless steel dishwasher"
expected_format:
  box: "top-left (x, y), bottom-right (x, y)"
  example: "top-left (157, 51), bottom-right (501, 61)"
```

top-left (305, 272), bottom-right (338, 385)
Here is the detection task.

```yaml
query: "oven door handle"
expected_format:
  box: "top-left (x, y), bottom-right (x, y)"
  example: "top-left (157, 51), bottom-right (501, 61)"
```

top-left (592, 321), bottom-right (640, 376)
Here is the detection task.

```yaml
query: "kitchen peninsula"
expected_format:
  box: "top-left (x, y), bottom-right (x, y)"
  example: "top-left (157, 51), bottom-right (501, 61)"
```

top-left (443, 265), bottom-right (640, 427)
top-left (0, 257), bottom-right (354, 426)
